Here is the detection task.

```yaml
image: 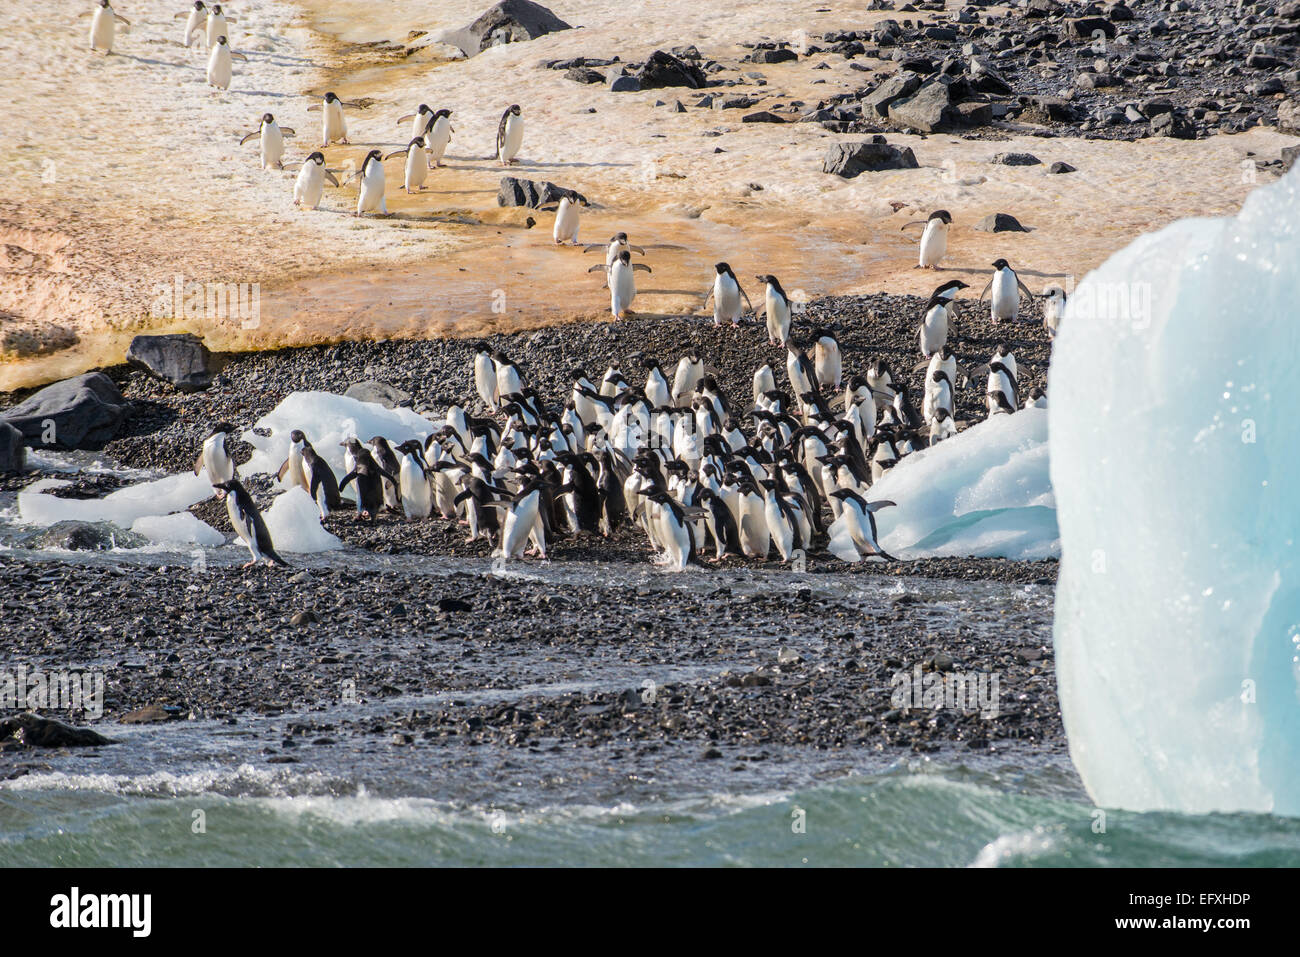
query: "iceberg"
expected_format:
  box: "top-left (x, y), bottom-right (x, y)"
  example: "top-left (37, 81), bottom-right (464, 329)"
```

top-left (241, 391), bottom-right (441, 482)
top-left (867, 408), bottom-right (1058, 560)
top-left (17, 473), bottom-right (214, 529)
top-left (261, 487), bottom-right (343, 553)
top-left (1051, 166), bottom-right (1300, 815)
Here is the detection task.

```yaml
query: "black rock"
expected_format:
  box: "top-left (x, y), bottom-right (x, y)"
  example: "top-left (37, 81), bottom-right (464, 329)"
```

top-left (1048, 161), bottom-right (1077, 173)
top-left (126, 333), bottom-right (214, 393)
top-left (742, 110), bottom-right (785, 123)
top-left (564, 67), bottom-right (604, 84)
top-left (973, 212), bottom-right (1029, 232)
top-left (635, 50), bottom-right (709, 89)
top-left (991, 151), bottom-right (1042, 166)
top-left (0, 421), bottom-right (25, 474)
top-left (1151, 110), bottom-right (1195, 139)
top-left (0, 714), bottom-right (113, 748)
top-left (608, 74), bottom-right (640, 92)
top-left (1277, 99), bottom-right (1300, 134)
top-left (1282, 146), bottom-right (1299, 174)
top-left (458, 0), bottom-right (572, 55)
top-left (23, 521), bottom-right (149, 551)
top-left (1070, 16), bottom-right (1117, 39)
top-left (497, 176), bottom-right (589, 208)
top-left (888, 80), bottom-right (960, 132)
top-left (753, 48), bottom-right (798, 64)
top-left (822, 140), bottom-right (919, 178)
top-left (1, 372), bottom-right (127, 450)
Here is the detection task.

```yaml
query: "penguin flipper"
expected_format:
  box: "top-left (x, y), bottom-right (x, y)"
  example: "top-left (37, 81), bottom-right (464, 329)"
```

top-left (339, 470), bottom-right (358, 492)
top-left (586, 263), bottom-right (606, 273)
top-left (280, 128), bottom-right (296, 137)
top-left (1017, 278), bottom-right (1035, 300)
top-left (239, 130), bottom-right (258, 145)
top-left (632, 263), bottom-right (653, 274)
top-left (276, 458), bottom-right (291, 481)
top-left (978, 279), bottom-right (993, 301)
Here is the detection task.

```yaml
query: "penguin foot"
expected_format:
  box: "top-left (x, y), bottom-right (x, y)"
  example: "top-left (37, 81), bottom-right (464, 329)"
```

top-left (241, 560), bottom-right (257, 569)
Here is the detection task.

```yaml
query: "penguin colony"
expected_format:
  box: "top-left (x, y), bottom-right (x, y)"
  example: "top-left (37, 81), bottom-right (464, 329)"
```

top-left (95, 5), bottom-right (1064, 569)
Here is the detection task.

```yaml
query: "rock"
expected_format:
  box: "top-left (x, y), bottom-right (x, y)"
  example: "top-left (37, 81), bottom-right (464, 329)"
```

top-left (121, 704), bottom-right (176, 724)
top-left (1282, 146), bottom-right (1299, 174)
top-left (741, 110), bottom-right (785, 123)
top-left (290, 610), bottom-right (319, 626)
top-left (1048, 161), bottom-right (1077, 174)
top-left (0, 421), bottom-right (25, 474)
top-left (497, 176), bottom-right (589, 209)
top-left (753, 48), bottom-right (797, 64)
top-left (564, 67), bottom-right (604, 84)
top-left (635, 50), bottom-right (709, 89)
top-left (344, 380), bottom-right (413, 408)
top-left (1107, 2), bottom-right (1134, 20)
top-left (1022, 95), bottom-right (1077, 123)
top-left (1076, 71), bottom-right (1119, 90)
top-left (0, 372), bottom-right (127, 450)
top-left (955, 101), bottom-right (993, 126)
top-left (822, 140), bottom-right (919, 178)
top-left (887, 80), bottom-right (960, 133)
top-left (1070, 17), bottom-right (1117, 39)
top-left (863, 72), bottom-right (920, 117)
top-left (1151, 110), bottom-right (1195, 139)
top-left (0, 714), bottom-right (112, 748)
top-left (24, 521), bottom-right (149, 551)
top-left (991, 151), bottom-right (1042, 166)
top-left (458, 0), bottom-right (571, 55)
top-left (1278, 99), bottom-right (1300, 135)
top-left (968, 56), bottom-right (1013, 95)
top-left (126, 333), bottom-right (214, 393)
top-left (1024, 0), bottom-right (1062, 16)
top-left (973, 212), bottom-right (1028, 233)
top-left (716, 95), bottom-right (759, 110)
top-left (608, 74), bottom-right (640, 92)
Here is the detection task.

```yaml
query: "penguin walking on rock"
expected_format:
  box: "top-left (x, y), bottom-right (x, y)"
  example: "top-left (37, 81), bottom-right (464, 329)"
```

top-left (215, 479), bottom-right (288, 568)
top-left (705, 263), bottom-right (753, 327)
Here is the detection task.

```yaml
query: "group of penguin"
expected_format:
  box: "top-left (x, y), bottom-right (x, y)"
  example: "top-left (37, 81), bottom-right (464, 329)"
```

top-left (196, 312), bottom-right (1047, 570)
top-left (84, 2), bottom-right (526, 215)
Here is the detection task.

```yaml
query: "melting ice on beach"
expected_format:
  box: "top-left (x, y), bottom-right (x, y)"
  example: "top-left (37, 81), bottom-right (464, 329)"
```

top-left (1051, 164), bottom-right (1300, 816)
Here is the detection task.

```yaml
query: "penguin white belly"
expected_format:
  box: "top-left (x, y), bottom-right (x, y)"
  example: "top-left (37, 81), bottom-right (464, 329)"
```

top-left (765, 497), bottom-right (793, 560)
top-left (226, 496), bottom-right (262, 561)
top-left (714, 277), bottom-right (742, 325)
top-left (610, 262), bottom-right (636, 319)
top-left (202, 436), bottom-right (234, 484)
top-left (920, 304), bottom-right (948, 356)
top-left (766, 291), bottom-right (790, 345)
top-left (91, 8), bottom-right (115, 51)
top-left (410, 114), bottom-right (428, 141)
top-left (919, 220), bottom-right (947, 267)
top-left (553, 200), bottom-right (580, 245)
top-left (207, 44), bottom-right (232, 89)
top-left (500, 116), bottom-right (523, 163)
top-left (261, 125), bottom-right (284, 170)
top-left (425, 117), bottom-right (452, 166)
top-left (295, 163), bottom-right (325, 208)
top-left (324, 102), bottom-right (347, 145)
top-left (284, 449), bottom-right (307, 492)
top-left (659, 512), bottom-right (691, 572)
top-left (404, 148), bottom-right (428, 192)
top-left (991, 271), bottom-right (1019, 321)
top-left (206, 15), bottom-right (228, 48)
top-left (816, 347), bottom-right (841, 389)
top-left (357, 164), bottom-right (387, 214)
top-left (739, 494), bottom-right (769, 558)
top-left (399, 458), bottom-right (432, 519)
top-left (501, 492), bottom-right (539, 558)
top-left (475, 357), bottom-right (497, 410)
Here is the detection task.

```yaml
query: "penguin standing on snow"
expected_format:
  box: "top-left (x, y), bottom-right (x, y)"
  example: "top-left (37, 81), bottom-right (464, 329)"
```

top-left (215, 479), bottom-right (288, 568)
top-left (980, 259), bottom-right (1034, 323)
top-left (901, 209), bottom-right (952, 269)
top-left (239, 113), bottom-right (295, 170)
top-left (195, 422), bottom-right (237, 496)
top-left (496, 104), bottom-right (524, 166)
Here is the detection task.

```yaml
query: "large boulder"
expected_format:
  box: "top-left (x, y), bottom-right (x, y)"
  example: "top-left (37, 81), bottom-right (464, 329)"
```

top-left (1, 372), bottom-right (127, 450)
top-left (0, 714), bottom-right (113, 749)
top-left (1277, 99), bottom-right (1300, 135)
top-left (0, 421), bottom-right (25, 474)
top-left (126, 333), bottom-right (214, 393)
top-left (458, 0), bottom-right (571, 55)
top-left (822, 139), bottom-right (919, 178)
top-left (635, 50), bottom-right (709, 89)
top-left (344, 380), bottom-right (413, 409)
top-left (863, 72), bottom-right (920, 117)
top-left (887, 80), bottom-right (961, 133)
top-left (23, 521), bottom-right (149, 551)
top-left (498, 176), bottom-right (589, 208)
top-left (973, 212), bottom-right (1029, 233)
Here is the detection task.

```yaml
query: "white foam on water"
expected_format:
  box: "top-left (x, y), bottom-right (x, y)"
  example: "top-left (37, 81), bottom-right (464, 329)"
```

top-left (0, 763), bottom-right (330, 799)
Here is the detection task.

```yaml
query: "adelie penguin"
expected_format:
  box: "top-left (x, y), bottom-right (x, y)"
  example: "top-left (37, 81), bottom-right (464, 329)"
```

top-left (338, 440), bottom-right (397, 519)
top-left (195, 422), bottom-right (237, 495)
top-left (496, 104), bottom-right (523, 166)
top-left (901, 209), bottom-right (952, 269)
top-left (278, 430), bottom-right (344, 520)
top-left (397, 104), bottom-right (435, 143)
top-left (395, 440), bottom-right (433, 520)
top-left (89, 0), bottom-right (131, 55)
top-left (366, 436), bottom-right (403, 511)
top-left (205, 3), bottom-right (234, 48)
top-left (1042, 284), bottom-right (1067, 339)
top-left (215, 479), bottom-right (289, 569)
top-left (309, 92), bottom-right (353, 146)
top-left (918, 280), bottom-right (968, 357)
top-left (175, 1), bottom-right (206, 49)
top-left (607, 249), bottom-right (651, 319)
top-left (289, 152), bottom-right (339, 209)
top-left (827, 490), bottom-right (897, 563)
top-left (756, 275), bottom-right (793, 347)
top-left (383, 139), bottom-right (430, 193)
top-left (980, 259), bottom-right (1034, 323)
top-left (239, 114), bottom-right (295, 170)
top-left (420, 108), bottom-right (454, 167)
top-left (551, 195), bottom-right (586, 246)
top-left (346, 150), bottom-right (387, 216)
top-left (705, 263), bottom-right (752, 328)
top-left (207, 35), bottom-right (246, 91)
